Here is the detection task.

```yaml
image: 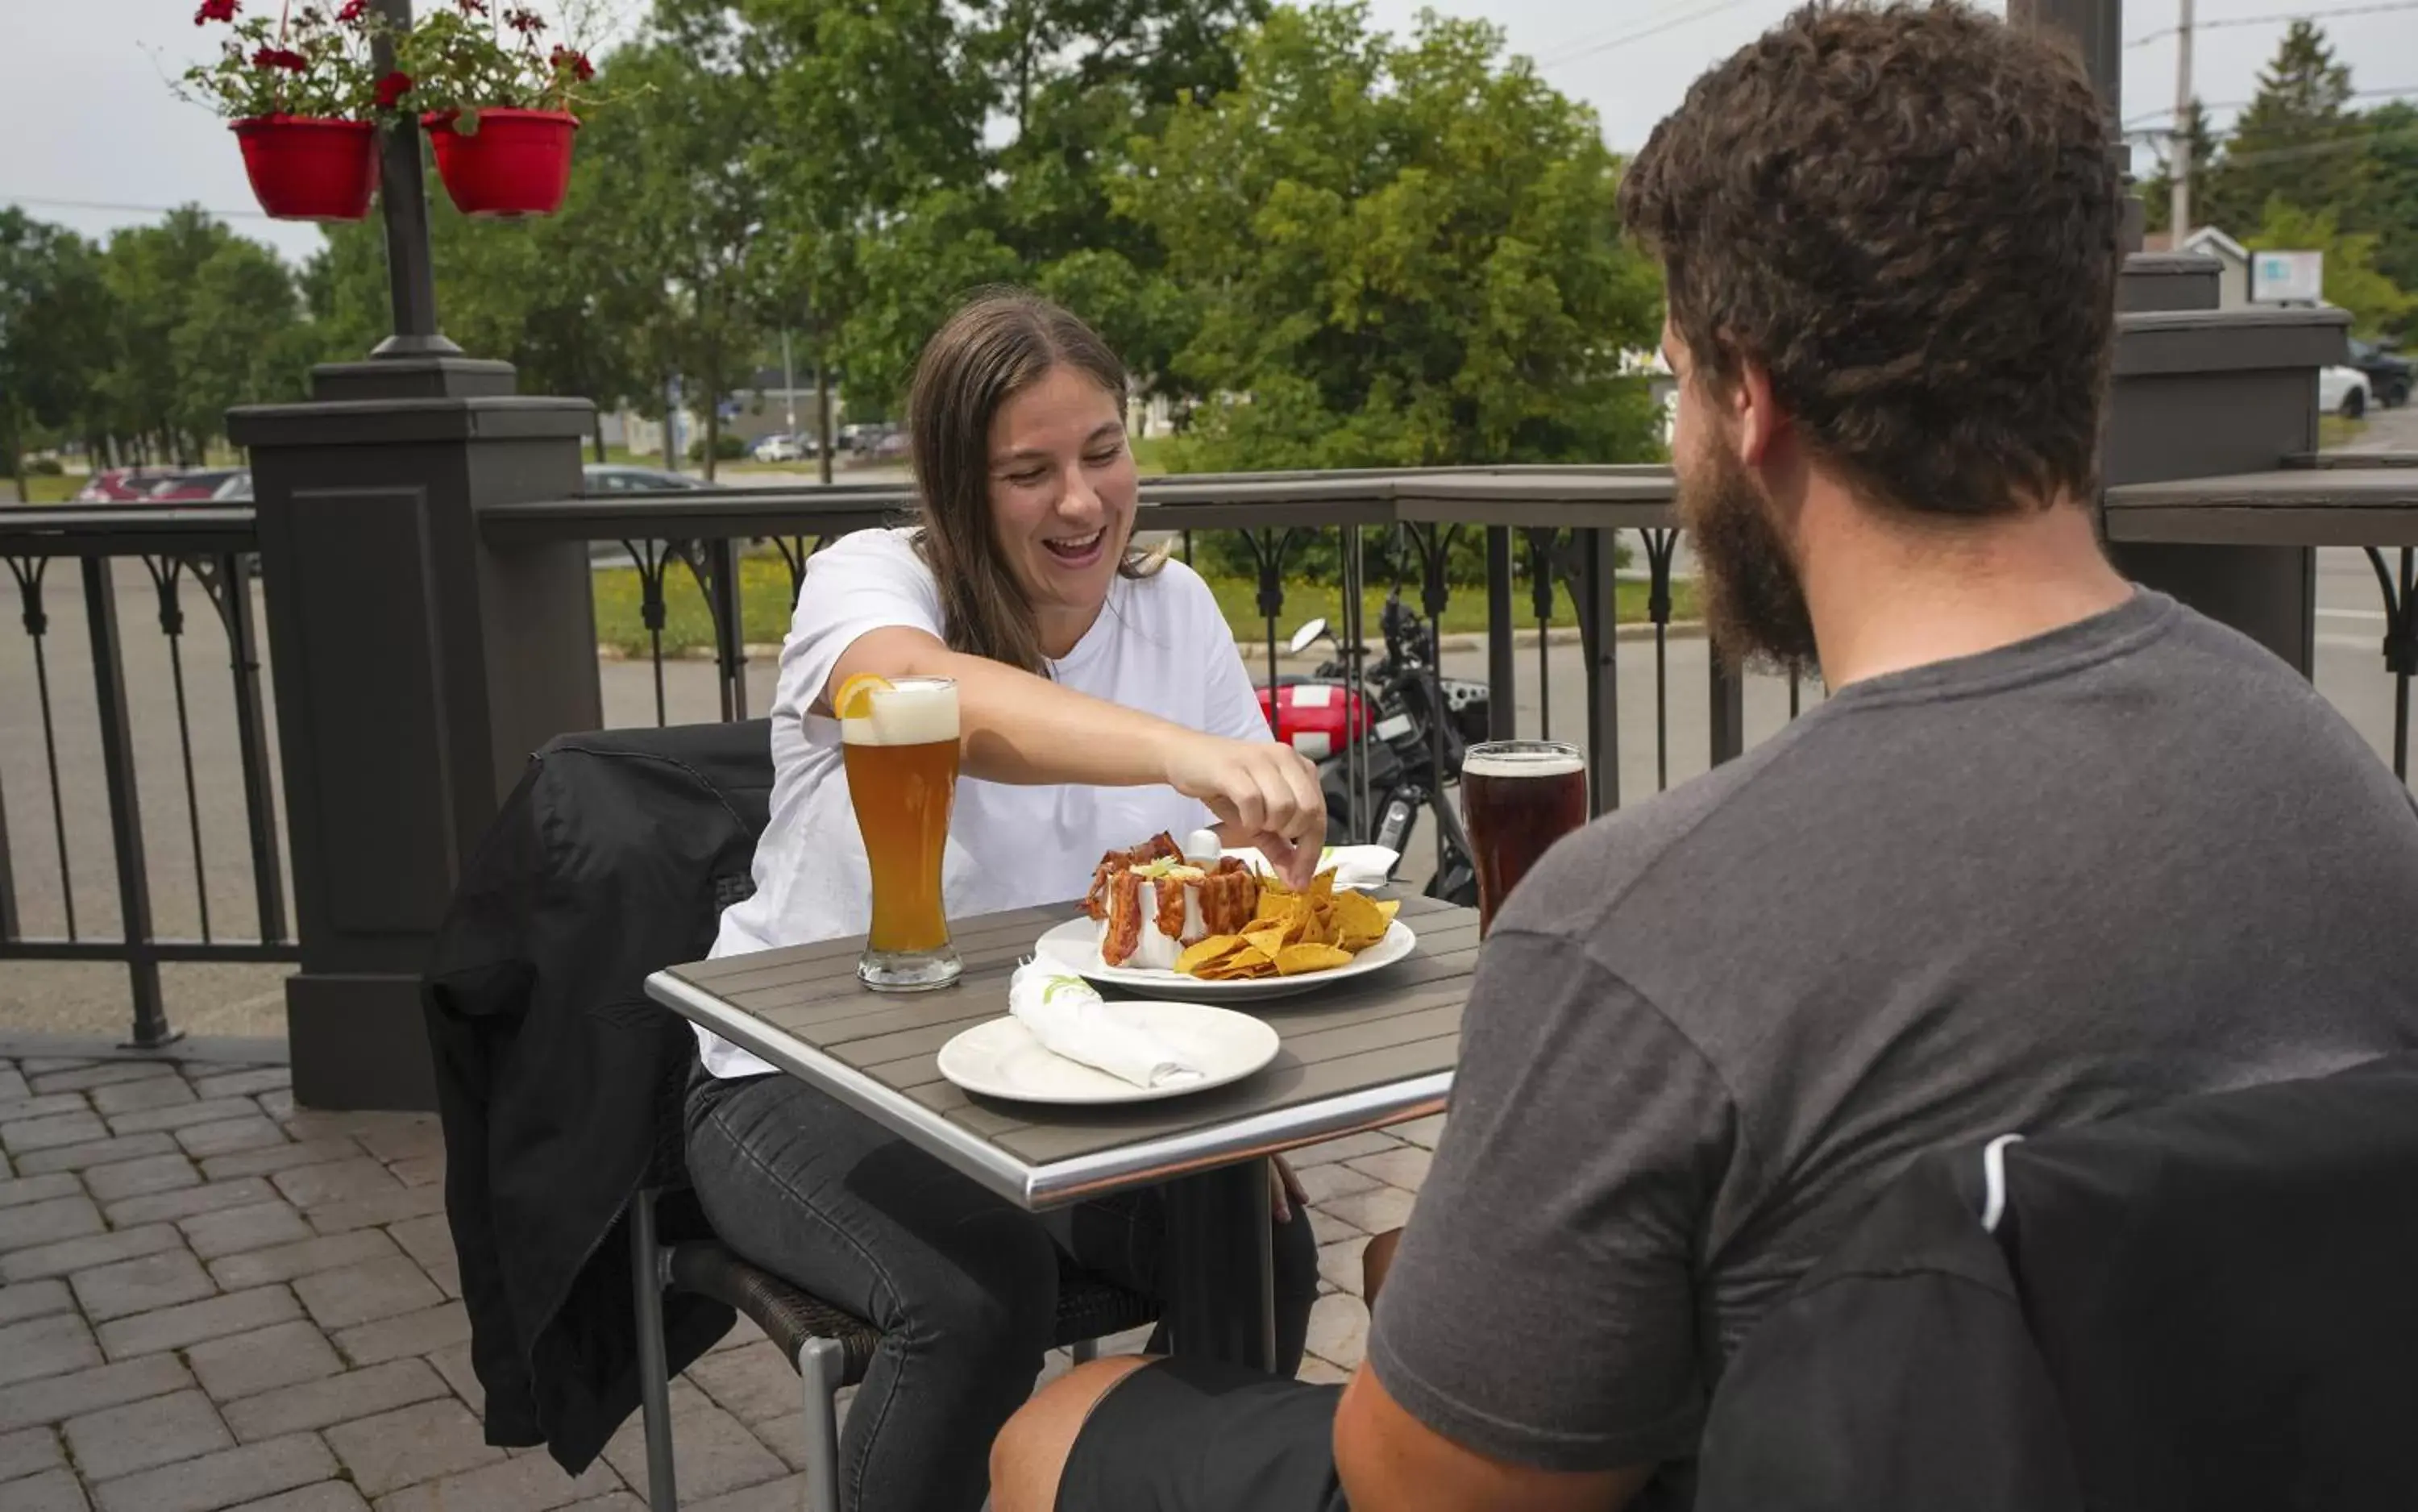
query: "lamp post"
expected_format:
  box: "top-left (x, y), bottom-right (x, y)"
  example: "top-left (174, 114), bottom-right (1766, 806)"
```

top-left (369, 0), bottom-right (460, 358)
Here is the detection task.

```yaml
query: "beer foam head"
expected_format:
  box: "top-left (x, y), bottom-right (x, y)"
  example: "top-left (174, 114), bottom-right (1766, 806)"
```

top-left (843, 677), bottom-right (960, 746)
top-left (1461, 743), bottom-right (1585, 780)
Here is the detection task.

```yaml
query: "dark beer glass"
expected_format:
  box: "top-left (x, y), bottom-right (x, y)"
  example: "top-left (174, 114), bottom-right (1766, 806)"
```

top-left (1460, 740), bottom-right (1588, 934)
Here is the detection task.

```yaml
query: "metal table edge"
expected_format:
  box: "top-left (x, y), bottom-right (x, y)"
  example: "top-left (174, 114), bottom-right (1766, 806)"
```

top-left (646, 968), bottom-right (1454, 1212)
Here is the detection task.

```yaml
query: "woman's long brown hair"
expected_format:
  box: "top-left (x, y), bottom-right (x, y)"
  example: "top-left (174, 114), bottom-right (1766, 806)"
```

top-left (907, 289), bottom-right (1160, 675)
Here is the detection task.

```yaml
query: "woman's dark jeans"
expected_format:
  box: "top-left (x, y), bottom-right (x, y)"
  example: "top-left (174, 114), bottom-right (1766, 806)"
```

top-left (685, 1069), bottom-right (1321, 1512)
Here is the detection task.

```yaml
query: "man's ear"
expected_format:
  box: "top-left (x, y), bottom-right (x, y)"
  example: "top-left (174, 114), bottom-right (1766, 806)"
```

top-left (1735, 359), bottom-right (1784, 467)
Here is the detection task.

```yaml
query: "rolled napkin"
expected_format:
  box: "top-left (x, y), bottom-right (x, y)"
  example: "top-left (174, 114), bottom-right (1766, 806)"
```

top-left (1234, 844), bottom-right (1400, 891)
top-left (1008, 961), bottom-right (1204, 1090)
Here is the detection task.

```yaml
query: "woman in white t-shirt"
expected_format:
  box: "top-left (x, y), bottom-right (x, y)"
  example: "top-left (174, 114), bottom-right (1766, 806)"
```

top-left (683, 291), bottom-right (1325, 1511)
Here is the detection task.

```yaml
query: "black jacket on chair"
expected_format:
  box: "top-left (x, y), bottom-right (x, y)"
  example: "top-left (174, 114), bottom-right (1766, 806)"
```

top-left (1696, 1052), bottom-right (2418, 1512)
top-left (422, 721), bottom-right (774, 1473)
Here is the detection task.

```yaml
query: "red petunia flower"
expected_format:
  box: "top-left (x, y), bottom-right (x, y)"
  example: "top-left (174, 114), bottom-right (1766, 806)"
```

top-left (456, 0), bottom-right (486, 14)
top-left (549, 45), bottom-right (593, 81)
top-left (505, 6), bottom-right (544, 34)
top-left (336, 0), bottom-right (368, 19)
top-left (374, 69), bottom-right (413, 108)
top-left (251, 45), bottom-right (309, 71)
top-left (193, 0), bottom-right (238, 23)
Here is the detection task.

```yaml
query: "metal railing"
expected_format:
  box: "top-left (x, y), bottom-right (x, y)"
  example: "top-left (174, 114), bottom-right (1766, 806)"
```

top-left (2, 506), bottom-right (297, 1049)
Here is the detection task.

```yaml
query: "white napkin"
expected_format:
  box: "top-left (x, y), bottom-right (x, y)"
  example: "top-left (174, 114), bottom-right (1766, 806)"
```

top-left (1008, 962), bottom-right (1203, 1090)
top-left (1232, 845), bottom-right (1400, 891)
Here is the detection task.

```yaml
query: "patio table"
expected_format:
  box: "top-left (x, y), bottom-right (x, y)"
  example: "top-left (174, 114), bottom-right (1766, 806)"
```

top-left (646, 891), bottom-right (1480, 1369)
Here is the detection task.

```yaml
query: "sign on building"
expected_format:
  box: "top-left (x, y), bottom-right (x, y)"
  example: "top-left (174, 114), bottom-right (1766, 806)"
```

top-left (2250, 250), bottom-right (2324, 305)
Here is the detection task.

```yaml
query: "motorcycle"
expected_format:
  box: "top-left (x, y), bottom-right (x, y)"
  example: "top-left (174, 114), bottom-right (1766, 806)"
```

top-left (1254, 597), bottom-right (1481, 907)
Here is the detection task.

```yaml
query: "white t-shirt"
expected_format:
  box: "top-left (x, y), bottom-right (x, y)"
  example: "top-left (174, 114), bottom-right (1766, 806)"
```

top-left (698, 527), bottom-right (1273, 1078)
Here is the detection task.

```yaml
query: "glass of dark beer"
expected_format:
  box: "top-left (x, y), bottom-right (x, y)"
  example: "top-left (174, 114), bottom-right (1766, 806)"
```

top-left (1460, 740), bottom-right (1588, 934)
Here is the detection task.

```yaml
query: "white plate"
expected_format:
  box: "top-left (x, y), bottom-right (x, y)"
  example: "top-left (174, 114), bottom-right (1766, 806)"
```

top-left (1033, 916), bottom-right (1419, 1003)
top-left (1223, 845), bottom-right (1398, 891)
top-left (936, 1001), bottom-right (1281, 1105)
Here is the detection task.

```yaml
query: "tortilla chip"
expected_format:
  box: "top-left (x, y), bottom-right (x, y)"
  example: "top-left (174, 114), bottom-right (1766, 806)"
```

top-left (1175, 934), bottom-right (1245, 976)
top-left (1331, 891), bottom-right (1395, 950)
top-left (1243, 925), bottom-right (1291, 961)
top-left (1200, 945), bottom-right (1276, 980)
top-left (1276, 944), bottom-right (1354, 975)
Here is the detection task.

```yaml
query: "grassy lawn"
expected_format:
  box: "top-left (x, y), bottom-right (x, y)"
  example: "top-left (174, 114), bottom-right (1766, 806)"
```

top-left (6, 474), bottom-right (83, 504)
top-left (2320, 414), bottom-right (2367, 450)
top-left (591, 550), bottom-right (1699, 657)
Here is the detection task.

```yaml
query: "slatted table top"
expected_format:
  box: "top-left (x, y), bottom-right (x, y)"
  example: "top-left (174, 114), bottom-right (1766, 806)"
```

top-left (647, 893), bottom-right (1477, 1210)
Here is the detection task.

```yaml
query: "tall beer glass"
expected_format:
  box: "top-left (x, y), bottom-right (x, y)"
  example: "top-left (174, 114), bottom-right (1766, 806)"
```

top-left (845, 676), bottom-right (962, 991)
top-left (1460, 740), bottom-right (1588, 935)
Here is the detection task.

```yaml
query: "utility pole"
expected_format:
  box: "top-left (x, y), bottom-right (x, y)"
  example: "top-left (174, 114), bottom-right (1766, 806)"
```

top-left (781, 329), bottom-right (798, 433)
top-left (2171, 0), bottom-right (2195, 242)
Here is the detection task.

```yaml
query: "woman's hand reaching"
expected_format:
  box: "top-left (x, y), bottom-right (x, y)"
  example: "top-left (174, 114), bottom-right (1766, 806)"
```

top-left (1160, 734), bottom-right (1326, 890)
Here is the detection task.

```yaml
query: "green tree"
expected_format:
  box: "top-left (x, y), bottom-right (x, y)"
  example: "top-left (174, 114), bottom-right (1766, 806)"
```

top-left (171, 238), bottom-right (310, 446)
top-left (2200, 23), bottom-right (2367, 236)
top-left (2246, 197), bottom-right (2416, 337)
top-left (2139, 97), bottom-right (2216, 237)
top-left (0, 211), bottom-right (110, 498)
top-left (2361, 102), bottom-right (2418, 341)
top-left (1120, 3), bottom-right (1664, 472)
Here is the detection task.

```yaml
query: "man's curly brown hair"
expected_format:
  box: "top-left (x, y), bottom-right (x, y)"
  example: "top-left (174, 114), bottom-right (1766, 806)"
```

top-left (1618, 2), bottom-right (2122, 517)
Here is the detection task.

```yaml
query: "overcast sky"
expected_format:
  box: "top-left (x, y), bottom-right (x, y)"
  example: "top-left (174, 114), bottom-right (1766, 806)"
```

top-left (6, 0), bottom-right (2415, 267)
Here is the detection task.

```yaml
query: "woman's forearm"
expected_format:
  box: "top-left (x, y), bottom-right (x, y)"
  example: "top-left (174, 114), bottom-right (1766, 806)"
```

top-left (833, 626), bottom-right (1188, 787)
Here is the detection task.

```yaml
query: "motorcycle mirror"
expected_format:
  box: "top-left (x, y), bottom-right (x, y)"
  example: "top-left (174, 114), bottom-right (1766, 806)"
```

top-left (1289, 618), bottom-right (1330, 654)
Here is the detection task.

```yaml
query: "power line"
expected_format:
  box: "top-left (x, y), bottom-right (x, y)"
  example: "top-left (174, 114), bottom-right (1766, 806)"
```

top-left (3, 193), bottom-right (274, 222)
top-left (2122, 81), bottom-right (2418, 126)
top-left (1538, 0), bottom-right (1765, 71)
top-left (2126, 0), bottom-right (2418, 48)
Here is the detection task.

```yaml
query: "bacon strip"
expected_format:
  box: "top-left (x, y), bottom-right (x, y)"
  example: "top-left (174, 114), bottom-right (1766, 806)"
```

top-left (1081, 833), bottom-right (1184, 920)
top-left (1153, 878), bottom-right (1188, 943)
top-left (1198, 862), bottom-right (1258, 937)
top-left (1101, 870), bottom-right (1145, 966)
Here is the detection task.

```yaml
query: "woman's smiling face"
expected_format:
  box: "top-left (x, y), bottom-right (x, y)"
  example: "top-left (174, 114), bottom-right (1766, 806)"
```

top-left (985, 363), bottom-right (1140, 652)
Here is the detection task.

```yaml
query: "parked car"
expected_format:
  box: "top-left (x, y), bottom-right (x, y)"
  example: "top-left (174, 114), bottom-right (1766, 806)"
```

top-left (144, 469), bottom-right (248, 503)
top-left (2320, 365), bottom-right (2372, 421)
top-left (750, 432), bottom-right (813, 463)
top-left (73, 467), bottom-right (182, 503)
top-left (2345, 338), bottom-right (2411, 409)
top-left (581, 464), bottom-right (718, 493)
top-left (211, 471), bottom-right (252, 501)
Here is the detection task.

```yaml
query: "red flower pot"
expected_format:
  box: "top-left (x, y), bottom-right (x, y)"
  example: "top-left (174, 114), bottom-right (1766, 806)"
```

top-left (423, 109), bottom-right (580, 218)
top-left (231, 117), bottom-right (378, 222)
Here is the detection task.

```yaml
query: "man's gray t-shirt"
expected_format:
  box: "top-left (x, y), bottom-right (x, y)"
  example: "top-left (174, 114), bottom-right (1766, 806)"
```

top-left (1367, 590), bottom-right (2418, 1495)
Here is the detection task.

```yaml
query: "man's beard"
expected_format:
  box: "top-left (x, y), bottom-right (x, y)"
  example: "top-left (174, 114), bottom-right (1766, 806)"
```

top-left (1675, 438), bottom-right (1820, 673)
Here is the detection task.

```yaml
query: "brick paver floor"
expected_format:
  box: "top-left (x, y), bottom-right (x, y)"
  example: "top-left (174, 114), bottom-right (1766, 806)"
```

top-left (1, 1051), bottom-right (1435, 1511)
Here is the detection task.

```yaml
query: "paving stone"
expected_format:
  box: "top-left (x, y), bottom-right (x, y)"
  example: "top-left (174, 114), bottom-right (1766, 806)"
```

top-left (2, 1103), bottom-right (108, 1151)
top-left (1306, 1207), bottom-right (1365, 1247)
top-left (0, 1467), bottom-right (88, 1511)
top-left (0, 1355), bottom-right (193, 1433)
top-left (1316, 1235), bottom-right (1371, 1296)
top-left (30, 1064), bottom-right (179, 1096)
top-left (1305, 1293), bottom-right (1369, 1371)
top-left (293, 1256), bottom-right (442, 1332)
top-left (705, 1314), bottom-right (766, 1356)
top-left (1316, 1184), bottom-right (1416, 1237)
top-left (1387, 1112), bottom-right (1447, 1149)
top-left (0, 1424), bottom-right (64, 1483)
top-left (96, 1286), bottom-right (301, 1362)
top-left (0, 1314), bottom-right (101, 1388)
top-left (1297, 1356), bottom-right (1352, 1385)
top-left (197, 1142), bottom-right (361, 1185)
top-left (210, 1231), bottom-right (397, 1292)
top-left (14, 1061), bottom-right (98, 1077)
top-left (185, 1070), bottom-right (290, 1104)
top-left (323, 1398), bottom-right (503, 1498)
top-left (424, 1346), bottom-right (480, 1416)
top-left (0, 1196), bottom-right (103, 1255)
top-left (330, 1302), bottom-right (469, 1369)
top-left (107, 1101), bottom-right (266, 1139)
top-left (559, 1496), bottom-right (645, 1512)
top-left (64, 1389), bottom-right (235, 1481)
top-left (0, 1174), bottom-right (83, 1211)
top-left (1289, 1130), bottom-right (1401, 1167)
top-left (683, 1342), bottom-right (796, 1426)
top-left (185, 1322), bottom-right (343, 1405)
top-left (303, 1186), bottom-right (443, 1238)
top-left (0, 1095), bottom-right (92, 1125)
top-left (181, 1204), bottom-right (316, 1264)
top-left (688, 1475), bottom-right (813, 1512)
top-left (423, 1262), bottom-right (459, 1302)
top-left (73, 1248), bottom-right (218, 1323)
top-left (382, 1217), bottom-right (451, 1273)
top-left (252, 1093), bottom-right (295, 1124)
top-left (175, 1120), bottom-right (287, 1161)
top-left (90, 1078), bottom-right (198, 1118)
top-left (0, 1067), bottom-right (26, 1101)
top-left (223, 1485), bottom-right (366, 1512)
top-left (1342, 1146), bottom-right (1432, 1191)
top-left (0, 1278), bottom-right (74, 1328)
top-left (222, 1360), bottom-right (446, 1443)
top-left (328, 1119), bottom-right (438, 1167)
top-left (1, 1224), bottom-right (184, 1286)
top-left (384, 1157), bottom-right (442, 1190)
top-left (1290, 1161), bottom-right (1381, 1207)
top-left (600, 1400), bottom-right (784, 1506)
top-left (270, 1161), bottom-right (401, 1212)
top-left (89, 1431), bottom-right (334, 1512)
top-left (15, 1136), bottom-right (181, 1178)
top-left (370, 1448), bottom-right (621, 1512)
top-left (104, 1179), bottom-right (277, 1230)
top-left (81, 1154), bottom-right (202, 1206)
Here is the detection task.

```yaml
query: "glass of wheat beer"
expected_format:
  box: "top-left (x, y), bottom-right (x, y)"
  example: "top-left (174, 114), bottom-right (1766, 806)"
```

top-left (843, 675), bottom-right (963, 991)
top-left (1460, 740), bottom-right (1589, 935)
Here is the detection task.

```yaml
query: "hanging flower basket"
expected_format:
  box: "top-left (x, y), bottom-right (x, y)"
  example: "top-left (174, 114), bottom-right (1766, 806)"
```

top-left (422, 108), bottom-right (579, 218)
top-left (231, 115), bottom-right (379, 222)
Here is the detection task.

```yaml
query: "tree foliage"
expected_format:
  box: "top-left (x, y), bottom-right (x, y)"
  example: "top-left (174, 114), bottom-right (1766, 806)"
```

top-left (2200, 21), bottom-right (2367, 236)
top-left (2246, 198), bottom-right (2416, 337)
